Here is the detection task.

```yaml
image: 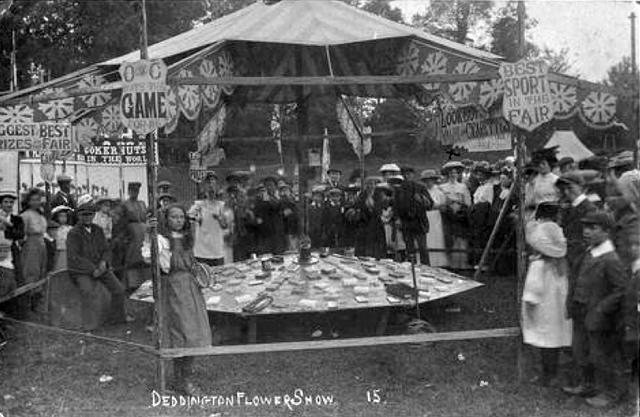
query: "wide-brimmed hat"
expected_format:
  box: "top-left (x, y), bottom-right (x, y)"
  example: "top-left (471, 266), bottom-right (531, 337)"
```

top-left (379, 163), bottom-right (401, 173)
top-left (226, 170), bottom-right (252, 182)
top-left (442, 161), bottom-right (464, 173)
top-left (556, 171), bottom-right (585, 188)
top-left (77, 194), bottom-right (96, 214)
top-left (157, 193), bottom-right (176, 202)
top-left (0, 190), bottom-right (18, 200)
top-left (532, 146), bottom-right (559, 165)
top-left (51, 205), bottom-right (73, 217)
top-left (387, 174), bottom-right (405, 185)
top-left (420, 169), bottom-right (440, 180)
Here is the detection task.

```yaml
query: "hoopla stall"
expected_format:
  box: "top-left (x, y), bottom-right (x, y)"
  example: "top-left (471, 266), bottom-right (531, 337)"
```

top-left (0, 0), bottom-right (626, 391)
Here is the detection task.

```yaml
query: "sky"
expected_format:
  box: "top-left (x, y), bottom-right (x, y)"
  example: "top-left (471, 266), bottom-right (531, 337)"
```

top-left (391, 0), bottom-right (639, 82)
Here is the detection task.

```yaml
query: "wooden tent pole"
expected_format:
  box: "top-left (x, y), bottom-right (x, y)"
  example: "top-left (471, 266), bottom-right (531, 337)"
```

top-left (138, 0), bottom-right (167, 394)
top-left (515, 0), bottom-right (527, 383)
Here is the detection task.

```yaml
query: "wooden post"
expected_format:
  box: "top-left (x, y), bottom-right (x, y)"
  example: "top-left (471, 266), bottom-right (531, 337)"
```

top-left (515, 0), bottom-right (527, 383)
top-left (139, 0), bottom-right (167, 393)
top-left (630, 12), bottom-right (639, 168)
top-left (295, 47), bottom-right (309, 239)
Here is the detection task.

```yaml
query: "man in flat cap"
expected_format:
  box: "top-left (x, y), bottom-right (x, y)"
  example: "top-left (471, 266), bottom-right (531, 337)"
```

top-left (67, 199), bottom-right (129, 326)
top-left (308, 185), bottom-right (326, 248)
top-left (157, 180), bottom-right (172, 195)
top-left (558, 157), bottom-right (576, 175)
top-left (254, 176), bottom-right (285, 255)
top-left (51, 174), bottom-right (77, 220)
top-left (324, 168), bottom-right (343, 190)
top-left (563, 211), bottom-right (628, 408)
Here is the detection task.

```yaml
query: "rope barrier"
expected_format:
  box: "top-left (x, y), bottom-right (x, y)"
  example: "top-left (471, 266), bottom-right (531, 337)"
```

top-left (0, 315), bottom-right (156, 355)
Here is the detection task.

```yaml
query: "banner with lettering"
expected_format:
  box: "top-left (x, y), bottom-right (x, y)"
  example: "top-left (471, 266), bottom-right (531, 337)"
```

top-left (0, 122), bottom-right (74, 152)
top-left (437, 105), bottom-right (512, 152)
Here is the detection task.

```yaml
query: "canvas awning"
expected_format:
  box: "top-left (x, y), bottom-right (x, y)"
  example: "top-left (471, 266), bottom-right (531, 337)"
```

top-left (545, 130), bottom-right (594, 162)
top-left (0, 0), bottom-right (622, 154)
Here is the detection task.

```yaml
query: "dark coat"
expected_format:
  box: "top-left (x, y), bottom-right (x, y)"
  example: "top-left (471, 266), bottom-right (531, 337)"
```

top-left (354, 197), bottom-right (386, 259)
top-left (623, 267), bottom-right (639, 341)
top-left (322, 202), bottom-right (344, 247)
top-left (3, 214), bottom-right (25, 273)
top-left (612, 211), bottom-right (640, 269)
top-left (254, 196), bottom-right (285, 254)
top-left (570, 247), bottom-right (628, 331)
top-left (308, 202), bottom-right (324, 248)
top-left (67, 224), bottom-right (111, 278)
top-left (280, 197), bottom-right (299, 236)
top-left (395, 181), bottom-right (432, 235)
top-left (561, 197), bottom-right (597, 273)
top-left (51, 191), bottom-right (77, 211)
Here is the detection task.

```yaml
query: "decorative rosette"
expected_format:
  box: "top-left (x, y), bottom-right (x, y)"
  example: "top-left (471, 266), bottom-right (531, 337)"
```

top-left (199, 58), bottom-right (222, 109)
top-left (177, 69), bottom-right (203, 121)
top-left (37, 88), bottom-right (75, 120)
top-left (580, 91), bottom-right (617, 126)
top-left (420, 52), bottom-right (448, 90)
top-left (478, 79), bottom-right (503, 110)
top-left (77, 75), bottom-right (111, 108)
top-left (0, 104), bottom-right (34, 123)
top-left (395, 41), bottom-right (420, 77)
top-left (448, 61), bottom-right (480, 103)
top-left (549, 82), bottom-right (577, 118)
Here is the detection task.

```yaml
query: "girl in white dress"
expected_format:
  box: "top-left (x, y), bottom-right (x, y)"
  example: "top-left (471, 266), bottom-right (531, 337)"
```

top-left (420, 169), bottom-right (448, 267)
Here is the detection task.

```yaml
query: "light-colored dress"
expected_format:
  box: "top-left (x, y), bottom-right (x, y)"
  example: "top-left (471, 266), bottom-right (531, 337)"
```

top-left (142, 233), bottom-right (211, 348)
top-left (53, 225), bottom-right (72, 272)
top-left (426, 185), bottom-right (448, 267)
top-left (20, 209), bottom-right (48, 284)
top-left (440, 181), bottom-right (471, 269)
top-left (188, 199), bottom-right (228, 262)
top-left (521, 220), bottom-right (572, 348)
top-left (524, 173), bottom-right (559, 222)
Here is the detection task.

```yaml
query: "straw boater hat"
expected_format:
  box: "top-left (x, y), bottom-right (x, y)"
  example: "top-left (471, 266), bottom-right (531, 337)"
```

top-left (0, 190), bottom-right (17, 201)
top-left (441, 161), bottom-right (464, 174)
top-left (94, 195), bottom-right (114, 206)
top-left (420, 169), bottom-right (440, 181)
top-left (379, 163), bottom-right (401, 173)
top-left (76, 194), bottom-right (96, 214)
top-left (51, 205), bottom-right (73, 217)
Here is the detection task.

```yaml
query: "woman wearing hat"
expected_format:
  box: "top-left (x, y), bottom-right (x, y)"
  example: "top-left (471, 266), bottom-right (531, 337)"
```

top-left (522, 202), bottom-right (572, 387)
top-left (51, 205), bottom-right (73, 272)
top-left (353, 182), bottom-right (387, 259)
top-left (0, 191), bottom-right (23, 301)
top-left (524, 148), bottom-right (560, 222)
top-left (18, 188), bottom-right (49, 313)
top-left (420, 170), bottom-right (448, 267)
top-left (439, 161), bottom-right (471, 269)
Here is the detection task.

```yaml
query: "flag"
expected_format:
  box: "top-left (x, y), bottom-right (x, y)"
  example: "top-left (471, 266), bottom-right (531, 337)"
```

top-left (336, 99), bottom-right (371, 159)
top-left (321, 128), bottom-right (330, 183)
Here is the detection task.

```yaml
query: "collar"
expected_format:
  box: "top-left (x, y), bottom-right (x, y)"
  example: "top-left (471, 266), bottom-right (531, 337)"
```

top-left (589, 239), bottom-right (615, 258)
top-left (571, 194), bottom-right (587, 207)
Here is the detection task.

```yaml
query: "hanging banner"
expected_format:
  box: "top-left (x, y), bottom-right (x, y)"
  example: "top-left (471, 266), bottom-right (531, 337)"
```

top-left (189, 151), bottom-right (206, 183)
top-left (0, 122), bottom-right (74, 152)
top-left (119, 59), bottom-right (170, 135)
top-left (437, 105), bottom-right (512, 152)
top-left (499, 60), bottom-right (554, 132)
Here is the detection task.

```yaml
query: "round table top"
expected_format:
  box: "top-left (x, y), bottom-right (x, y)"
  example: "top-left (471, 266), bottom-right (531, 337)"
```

top-left (130, 253), bottom-right (482, 316)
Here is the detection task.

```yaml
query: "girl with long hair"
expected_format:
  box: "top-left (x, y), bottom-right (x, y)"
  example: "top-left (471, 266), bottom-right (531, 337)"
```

top-left (143, 204), bottom-right (211, 395)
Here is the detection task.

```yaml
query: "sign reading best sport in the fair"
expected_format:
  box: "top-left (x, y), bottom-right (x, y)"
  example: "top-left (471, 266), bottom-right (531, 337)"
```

top-left (499, 60), bottom-right (555, 132)
top-left (119, 59), bottom-right (170, 135)
top-left (0, 122), bottom-right (74, 151)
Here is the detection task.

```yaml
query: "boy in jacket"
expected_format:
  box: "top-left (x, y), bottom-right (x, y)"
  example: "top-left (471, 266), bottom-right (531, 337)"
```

top-left (562, 211), bottom-right (628, 408)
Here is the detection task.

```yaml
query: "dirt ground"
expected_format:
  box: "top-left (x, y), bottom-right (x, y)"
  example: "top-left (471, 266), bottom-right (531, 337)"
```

top-left (0, 274), bottom-right (637, 417)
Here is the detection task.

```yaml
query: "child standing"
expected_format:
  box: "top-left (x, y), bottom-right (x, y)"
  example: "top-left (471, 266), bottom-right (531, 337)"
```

top-left (143, 204), bottom-right (211, 395)
top-left (51, 206), bottom-right (73, 272)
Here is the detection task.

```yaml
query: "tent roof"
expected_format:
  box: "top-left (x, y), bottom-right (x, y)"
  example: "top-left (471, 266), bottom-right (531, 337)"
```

top-left (102, 0), bottom-right (501, 65)
top-left (545, 130), bottom-right (594, 162)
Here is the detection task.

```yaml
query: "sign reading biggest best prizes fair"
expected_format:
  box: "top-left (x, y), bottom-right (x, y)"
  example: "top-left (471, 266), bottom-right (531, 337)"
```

top-left (0, 122), bottom-right (74, 152)
top-left (119, 59), bottom-right (170, 134)
top-left (499, 60), bottom-right (554, 131)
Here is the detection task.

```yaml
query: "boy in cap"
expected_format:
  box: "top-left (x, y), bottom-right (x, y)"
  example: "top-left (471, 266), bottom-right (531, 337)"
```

top-left (563, 211), bottom-right (628, 408)
top-left (52, 174), bottom-right (76, 222)
top-left (325, 168), bottom-right (343, 190)
top-left (253, 176), bottom-right (285, 255)
top-left (322, 188), bottom-right (344, 249)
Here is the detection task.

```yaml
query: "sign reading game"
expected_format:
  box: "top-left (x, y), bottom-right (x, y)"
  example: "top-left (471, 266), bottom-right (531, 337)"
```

top-left (119, 59), bottom-right (170, 135)
top-left (437, 105), bottom-right (512, 152)
top-left (0, 122), bottom-right (74, 151)
top-left (499, 60), bottom-right (554, 131)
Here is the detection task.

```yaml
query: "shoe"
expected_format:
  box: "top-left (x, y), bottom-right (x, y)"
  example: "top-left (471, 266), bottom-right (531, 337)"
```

top-left (585, 392), bottom-right (619, 408)
top-left (562, 384), bottom-right (596, 397)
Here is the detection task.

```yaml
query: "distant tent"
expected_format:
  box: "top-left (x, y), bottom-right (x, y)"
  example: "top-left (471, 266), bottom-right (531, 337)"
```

top-left (544, 130), bottom-right (594, 162)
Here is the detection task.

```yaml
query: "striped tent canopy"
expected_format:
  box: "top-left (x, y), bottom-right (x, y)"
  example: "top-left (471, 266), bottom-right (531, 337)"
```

top-left (0, 0), bottom-right (621, 155)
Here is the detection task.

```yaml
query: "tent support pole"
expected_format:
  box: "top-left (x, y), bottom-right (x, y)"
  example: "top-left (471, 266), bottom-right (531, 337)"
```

top-left (139, 0), bottom-right (167, 394)
top-left (514, 127), bottom-right (527, 383)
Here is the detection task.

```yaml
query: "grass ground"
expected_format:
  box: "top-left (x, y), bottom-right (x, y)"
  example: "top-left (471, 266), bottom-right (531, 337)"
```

top-left (0, 274), bottom-right (637, 417)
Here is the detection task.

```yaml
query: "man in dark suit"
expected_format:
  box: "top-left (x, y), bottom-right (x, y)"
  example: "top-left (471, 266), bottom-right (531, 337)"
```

top-left (0, 190), bottom-right (24, 315)
top-left (67, 200), bottom-right (128, 325)
top-left (556, 172), bottom-right (597, 274)
top-left (562, 211), bottom-right (628, 408)
top-left (51, 174), bottom-right (77, 211)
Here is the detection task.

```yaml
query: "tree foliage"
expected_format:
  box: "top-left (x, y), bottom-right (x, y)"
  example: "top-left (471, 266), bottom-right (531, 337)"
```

top-left (412, 0), bottom-right (493, 44)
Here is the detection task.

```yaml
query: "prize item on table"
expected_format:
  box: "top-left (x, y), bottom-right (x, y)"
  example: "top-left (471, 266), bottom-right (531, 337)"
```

top-left (242, 294), bottom-right (273, 314)
top-left (355, 296), bottom-right (369, 303)
top-left (327, 301), bottom-right (339, 309)
top-left (385, 283), bottom-right (418, 300)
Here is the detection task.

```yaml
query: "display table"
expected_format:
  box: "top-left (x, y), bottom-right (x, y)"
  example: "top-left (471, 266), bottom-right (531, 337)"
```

top-left (130, 254), bottom-right (482, 342)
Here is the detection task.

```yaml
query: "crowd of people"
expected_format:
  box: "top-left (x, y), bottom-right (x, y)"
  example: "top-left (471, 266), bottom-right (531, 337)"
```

top-left (0, 147), bottom-right (638, 400)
